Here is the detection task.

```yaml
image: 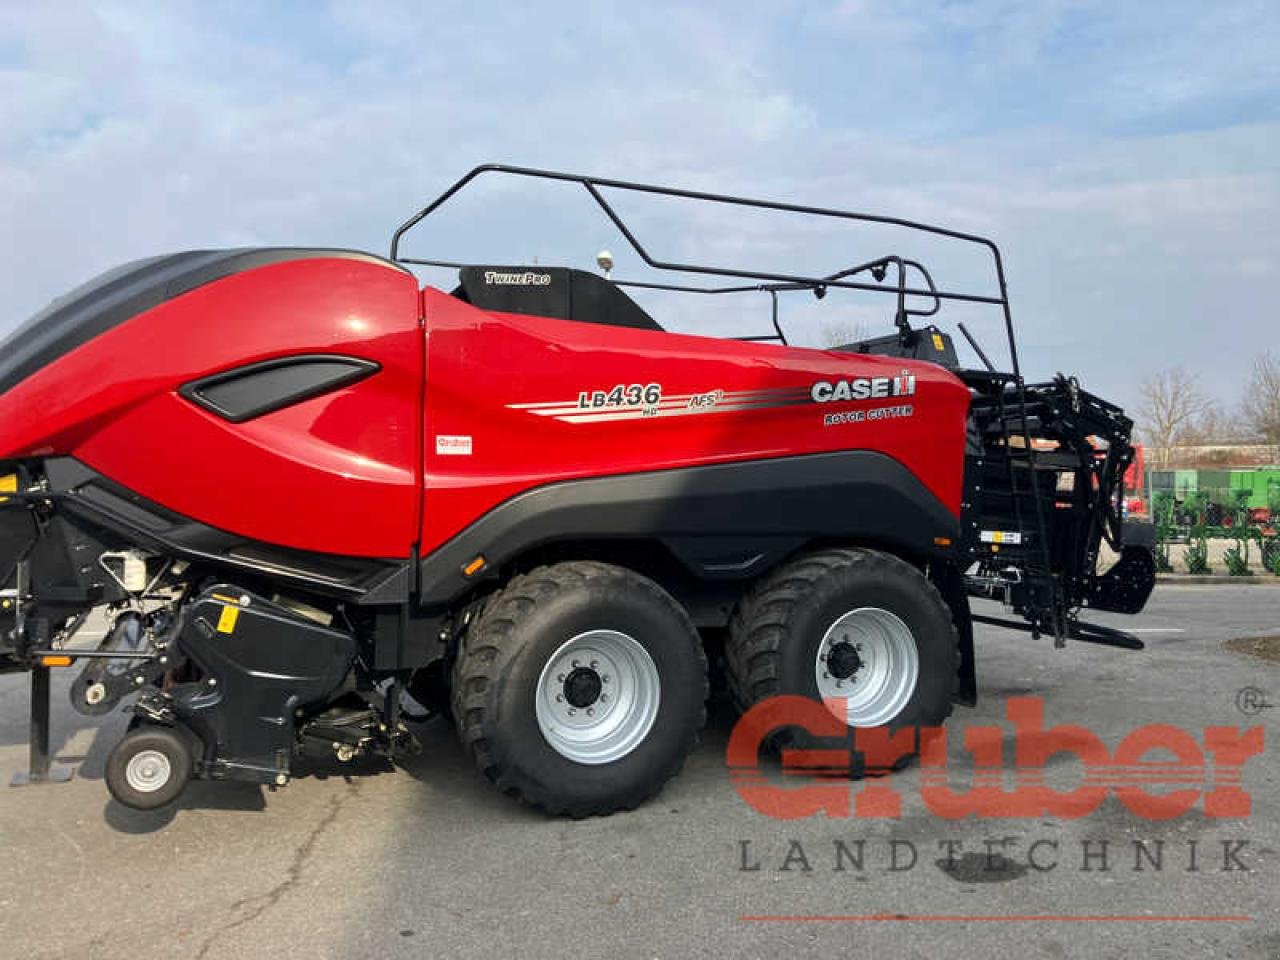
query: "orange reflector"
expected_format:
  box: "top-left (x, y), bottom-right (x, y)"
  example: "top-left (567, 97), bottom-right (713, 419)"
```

top-left (933, 536), bottom-right (953, 547)
top-left (463, 555), bottom-right (487, 577)
top-left (40, 655), bottom-right (73, 668)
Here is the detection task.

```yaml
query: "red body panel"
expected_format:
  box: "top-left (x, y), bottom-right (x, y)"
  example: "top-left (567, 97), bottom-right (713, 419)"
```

top-left (0, 257), bottom-right (971, 561)
top-left (0, 259), bottom-right (422, 557)
top-left (419, 287), bottom-right (970, 555)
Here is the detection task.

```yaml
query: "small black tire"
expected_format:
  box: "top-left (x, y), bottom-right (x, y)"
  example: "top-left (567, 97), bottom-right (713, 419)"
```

top-left (105, 725), bottom-right (194, 811)
top-left (725, 548), bottom-right (958, 772)
top-left (451, 561), bottom-right (708, 817)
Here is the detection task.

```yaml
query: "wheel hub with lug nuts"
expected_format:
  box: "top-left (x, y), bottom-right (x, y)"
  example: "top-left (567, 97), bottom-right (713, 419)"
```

top-left (815, 606), bottom-right (919, 727)
top-left (124, 749), bottom-right (172, 794)
top-left (536, 629), bottom-right (661, 764)
top-left (562, 666), bottom-right (604, 709)
top-left (825, 641), bottom-right (864, 681)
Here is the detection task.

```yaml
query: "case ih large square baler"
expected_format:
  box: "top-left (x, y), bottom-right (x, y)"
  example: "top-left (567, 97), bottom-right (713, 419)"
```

top-left (0, 165), bottom-right (1154, 813)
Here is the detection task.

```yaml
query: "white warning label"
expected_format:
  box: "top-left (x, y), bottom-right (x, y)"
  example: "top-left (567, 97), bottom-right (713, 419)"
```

top-left (980, 530), bottom-right (1023, 545)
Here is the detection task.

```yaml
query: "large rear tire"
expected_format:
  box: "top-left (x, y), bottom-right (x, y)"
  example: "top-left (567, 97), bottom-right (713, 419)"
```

top-left (451, 561), bottom-right (708, 817)
top-left (725, 548), bottom-right (957, 771)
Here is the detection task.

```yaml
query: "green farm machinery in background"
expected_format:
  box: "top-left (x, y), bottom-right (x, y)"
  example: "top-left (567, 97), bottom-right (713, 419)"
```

top-left (1148, 467), bottom-right (1280, 576)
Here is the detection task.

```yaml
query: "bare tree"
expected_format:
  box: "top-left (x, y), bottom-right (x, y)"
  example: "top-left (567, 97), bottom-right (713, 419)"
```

top-left (1135, 367), bottom-right (1214, 468)
top-left (1180, 402), bottom-right (1232, 446)
top-left (1240, 352), bottom-right (1280, 447)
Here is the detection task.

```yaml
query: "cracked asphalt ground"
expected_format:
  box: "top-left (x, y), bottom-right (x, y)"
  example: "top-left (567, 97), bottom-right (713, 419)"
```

top-left (1, 585), bottom-right (1277, 960)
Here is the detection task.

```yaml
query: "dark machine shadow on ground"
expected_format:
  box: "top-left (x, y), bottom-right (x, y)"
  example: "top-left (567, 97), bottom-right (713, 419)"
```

top-left (387, 685), bottom-right (745, 824)
top-left (98, 747), bottom-right (416, 834)
top-left (103, 780), bottom-right (269, 833)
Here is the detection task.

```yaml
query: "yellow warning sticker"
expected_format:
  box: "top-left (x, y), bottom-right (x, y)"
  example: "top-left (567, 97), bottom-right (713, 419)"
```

top-left (0, 473), bottom-right (15, 504)
top-left (932, 333), bottom-right (945, 351)
top-left (216, 605), bottom-right (240, 634)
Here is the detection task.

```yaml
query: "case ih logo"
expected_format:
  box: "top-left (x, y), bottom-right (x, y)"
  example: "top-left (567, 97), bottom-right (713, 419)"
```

top-left (811, 372), bottom-right (916, 403)
top-left (483, 270), bottom-right (552, 286)
top-left (726, 696), bottom-right (1264, 821)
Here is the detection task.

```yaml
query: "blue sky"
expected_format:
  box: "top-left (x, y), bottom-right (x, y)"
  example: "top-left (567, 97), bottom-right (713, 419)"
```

top-left (1, 0), bottom-right (1276, 411)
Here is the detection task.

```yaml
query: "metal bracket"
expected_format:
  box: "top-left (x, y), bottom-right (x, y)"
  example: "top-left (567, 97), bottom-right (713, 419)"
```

top-left (9, 560), bottom-right (75, 786)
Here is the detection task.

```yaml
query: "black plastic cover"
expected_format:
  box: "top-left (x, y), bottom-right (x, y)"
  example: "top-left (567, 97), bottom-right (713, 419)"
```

top-left (171, 585), bottom-right (356, 781)
top-left (458, 266), bottom-right (663, 331)
top-left (0, 504), bottom-right (37, 591)
top-left (838, 325), bottom-right (959, 370)
top-left (42, 458), bottom-right (411, 603)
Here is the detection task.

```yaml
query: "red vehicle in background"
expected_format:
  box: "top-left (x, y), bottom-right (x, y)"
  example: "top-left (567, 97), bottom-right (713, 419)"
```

top-left (1124, 444), bottom-right (1147, 516)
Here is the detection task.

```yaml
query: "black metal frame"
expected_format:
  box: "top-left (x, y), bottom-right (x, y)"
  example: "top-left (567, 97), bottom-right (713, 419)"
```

top-left (390, 163), bottom-right (1010, 349)
top-left (389, 163), bottom-right (1059, 638)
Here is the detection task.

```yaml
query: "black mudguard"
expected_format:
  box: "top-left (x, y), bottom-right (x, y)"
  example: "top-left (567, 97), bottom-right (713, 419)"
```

top-left (417, 450), bottom-right (960, 607)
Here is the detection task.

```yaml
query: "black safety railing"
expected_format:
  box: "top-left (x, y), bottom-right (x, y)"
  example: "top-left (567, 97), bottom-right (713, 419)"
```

top-left (390, 164), bottom-right (1007, 348)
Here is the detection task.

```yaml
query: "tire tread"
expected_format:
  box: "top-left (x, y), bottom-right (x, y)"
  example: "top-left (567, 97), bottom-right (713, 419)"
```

top-left (451, 561), bottom-right (707, 817)
top-left (724, 548), bottom-right (958, 760)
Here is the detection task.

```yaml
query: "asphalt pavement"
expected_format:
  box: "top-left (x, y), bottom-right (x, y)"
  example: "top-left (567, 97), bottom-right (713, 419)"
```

top-left (0, 585), bottom-right (1277, 960)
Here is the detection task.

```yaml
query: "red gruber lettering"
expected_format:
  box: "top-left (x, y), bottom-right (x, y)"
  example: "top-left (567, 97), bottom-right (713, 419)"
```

top-left (727, 695), bottom-right (1264, 821)
top-left (1006, 696), bottom-right (1111, 819)
top-left (1203, 726), bottom-right (1265, 818)
top-left (726, 695), bottom-right (850, 820)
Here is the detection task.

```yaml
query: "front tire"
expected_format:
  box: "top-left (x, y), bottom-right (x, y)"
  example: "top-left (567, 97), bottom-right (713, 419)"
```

top-left (451, 562), bottom-right (708, 817)
top-left (725, 548), bottom-right (957, 770)
top-left (105, 725), bottom-right (194, 810)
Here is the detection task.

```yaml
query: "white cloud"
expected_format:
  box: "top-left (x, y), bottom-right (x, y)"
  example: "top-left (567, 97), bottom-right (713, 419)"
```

top-left (0, 0), bottom-right (1276, 415)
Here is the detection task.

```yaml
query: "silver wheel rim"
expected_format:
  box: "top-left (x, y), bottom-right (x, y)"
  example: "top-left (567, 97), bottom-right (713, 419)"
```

top-left (125, 749), bottom-right (172, 794)
top-left (815, 607), bottom-right (919, 727)
top-left (535, 630), bottom-right (661, 765)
